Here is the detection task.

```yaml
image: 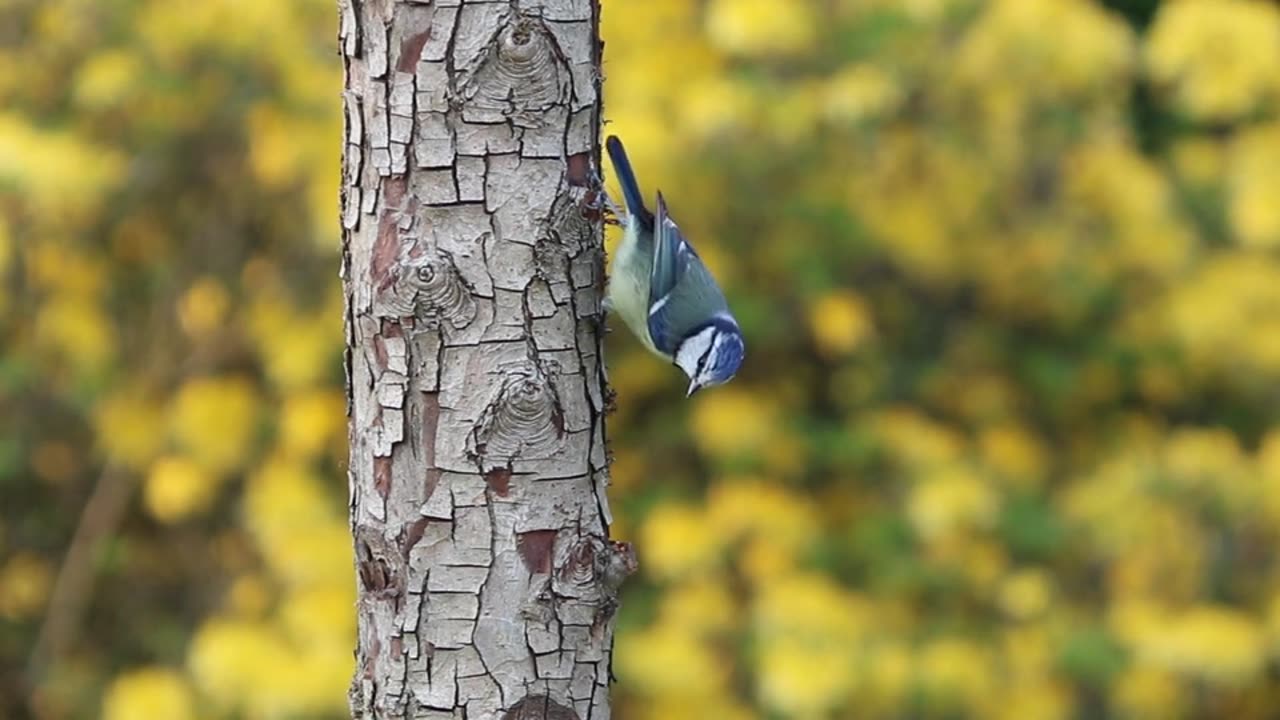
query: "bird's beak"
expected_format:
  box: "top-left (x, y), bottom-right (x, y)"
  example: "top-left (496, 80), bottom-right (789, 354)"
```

top-left (686, 379), bottom-right (702, 397)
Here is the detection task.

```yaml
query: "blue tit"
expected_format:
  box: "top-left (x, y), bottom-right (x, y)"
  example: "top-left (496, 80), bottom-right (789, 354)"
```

top-left (604, 135), bottom-right (745, 396)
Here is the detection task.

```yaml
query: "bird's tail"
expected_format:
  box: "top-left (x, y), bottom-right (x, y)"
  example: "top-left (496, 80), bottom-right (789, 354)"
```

top-left (606, 136), bottom-right (650, 224)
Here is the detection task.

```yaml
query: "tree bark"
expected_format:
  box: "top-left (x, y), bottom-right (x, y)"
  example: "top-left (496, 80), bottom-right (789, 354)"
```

top-left (339, 1), bottom-right (629, 718)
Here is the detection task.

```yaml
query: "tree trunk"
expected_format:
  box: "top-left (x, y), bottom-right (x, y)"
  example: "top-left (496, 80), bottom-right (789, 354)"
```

top-left (338, 1), bottom-right (629, 718)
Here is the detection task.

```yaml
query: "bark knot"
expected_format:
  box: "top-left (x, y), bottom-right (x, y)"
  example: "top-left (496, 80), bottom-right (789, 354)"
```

top-left (469, 359), bottom-right (566, 472)
top-left (458, 12), bottom-right (571, 126)
top-left (375, 246), bottom-right (477, 331)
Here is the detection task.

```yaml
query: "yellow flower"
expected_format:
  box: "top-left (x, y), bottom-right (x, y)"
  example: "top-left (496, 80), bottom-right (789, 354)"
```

top-left (0, 552), bottom-right (53, 620)
top-left (1111, 666), bottom-right (1184, 719)
top-left (279, 585), bottom-right (356, 651)
top-left (916, 638), bottom-right (995, 712)
top-left (177, 276), bottom-right (231, 338)
top-left (169, 375), bottom-right (260, 475)
top-left (689, 388), bottom-right (776, 460)
top-left (188, 617), bottom-right (290, 705)
top-left (640, 503), bottom-right (722, 580)
top-left (144, 455), bottom-right (220, 523)
top-left (616, 621), bottom-right (728, 697)
top-left (677, 76), bottom-right (755, 140)
top-left (659, 579), bottom-right (737, 636)
top-left (247, 103), bottom-right (306, 188)
top-left (956, 0), bottom-right (1134, 98)
top-left (871, 407), bottom-right (966, 469)
top-left (94, 389), bottom-right (166, 470)
top-left (705, 0), bottom-right (815, 57)
top-left (989, 680), bottom-right (1072, 720)
top-left (754, 573), bottom-right (869, 715)
top-left (823, 64), bottom-right (902, 124)
top-left (244, 456), bottom-right (350, 587)
top-left (979, 424), bottom-right (1047, 487)
top-left (808, 290), bottom-right (874, 357)
top-left (278, 389), bottom-right (347, 458)
top-left (706, 478), bottom-right (817, 550)
top-left (101, 667), bottom-right (195, 720)
top-left (907, 466), bottom-right (999, 542)
top-left (224, 573), bottom-right (272, 618)
top-left (997, 569), bottom-right (1052, 620)
top-left (1146, 0), bottom-right (1280, 121)
top-left (34, 294), bottom-right (115, 371)
top-left (73, 49), bottom-right (141, 110)
top-left (1121, 603), bottom-right (1266, 684)
top-left (1227, 124), bottom-right (1280, 248)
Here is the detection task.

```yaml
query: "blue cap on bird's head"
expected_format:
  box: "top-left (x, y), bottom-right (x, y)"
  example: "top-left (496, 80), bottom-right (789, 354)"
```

top-left (675, 315), bottom-right (745, 396)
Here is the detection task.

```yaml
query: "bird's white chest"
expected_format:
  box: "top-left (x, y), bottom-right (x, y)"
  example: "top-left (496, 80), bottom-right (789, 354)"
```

top-left (607, 222), bottom-right (664, 357)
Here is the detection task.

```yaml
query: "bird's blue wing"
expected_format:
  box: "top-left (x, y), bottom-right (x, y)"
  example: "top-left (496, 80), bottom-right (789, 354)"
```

top-left (647, 193), bottom-right (728, 354)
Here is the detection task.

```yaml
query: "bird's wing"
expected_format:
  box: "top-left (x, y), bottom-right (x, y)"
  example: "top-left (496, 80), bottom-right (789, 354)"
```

top-left (646, 193), bottom-right (728, 354)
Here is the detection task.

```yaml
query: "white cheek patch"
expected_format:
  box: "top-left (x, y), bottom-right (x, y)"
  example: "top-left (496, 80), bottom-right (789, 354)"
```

top-left (674, 326), bottom-right (717, 379)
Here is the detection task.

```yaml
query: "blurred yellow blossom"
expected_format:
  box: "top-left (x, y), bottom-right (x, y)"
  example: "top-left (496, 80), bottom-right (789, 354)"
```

top-left (94, 389), bottom-right (166, 470)
top-left (1111, 666), bottom-right (1184, 720)
top-left (279, 585), bottom-right (355, 652)
top-left (640, 503), bottom-right (721, 580)
top-left (705, 0), bottom-right (815, 57)
top-left (101, 667), bottom-right (195, 720)
top-left (916, 638), bottom-right (995, 712)
top-left (808, 289), bottom-right (875, 357)
top-left (907, 466), bottom-right (999, 542)
top-left (73, 49), bottom-right (142, 110)
top-left (754, 573), bottom-right (870, 715)
top-left (144, 455), bottom-right (219, 524)
top-left (34, 294), bottom-right (115, 371)
top-left (244, 456), bottom-right (351, 587)
top-left (1227, 124), bottom-right (1280, 247)
top-left (980, 424), bottom-right (1047, 487)
top-left (706, 478), bottom-right (817, 550)
top-left (1145, 0), bottom-right (1280, 121)
top-left (690, 388), bottom-right (776, 460)
top-left (169, 375), bottom-right (260, 475)
top-left (224, 573), bottom-right (272, 618)
top-left (956, 0), bottom-right (1134, 98)
top-left (1121, 603), bottom-right (1266, 684)
top-left (177, 277), bottom-right (232, 338)
top-left (616, 621), bottom-right (728, 698)
top-left (823, 64), bottom-right (902, 124)
top-left (278, 389), bottom-right (347, 458)
top-left (0, 113), bottom-right (125, 221)
top-left (997, 568), bottom-right (1053, 620)
top-left (658, 578), bottom-right (737, 636)
top-left (0, 551), bottom-right (53, 620)
top-left (871, 407), bottom-right (966, 469)
top-left (187, 617), bottom-right (290, 707)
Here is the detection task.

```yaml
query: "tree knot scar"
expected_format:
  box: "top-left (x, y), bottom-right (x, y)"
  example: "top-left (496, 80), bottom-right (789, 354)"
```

top-left (501, 695), bottom-right (580, 720)
top-left (375, 246), bottom-right (477, 331)
top-left (469, 360), bottom-right (566, 472)
top-left (458, 12), bottom-right (570, 127)
top-left (354, 528), bottom-right (405, 603)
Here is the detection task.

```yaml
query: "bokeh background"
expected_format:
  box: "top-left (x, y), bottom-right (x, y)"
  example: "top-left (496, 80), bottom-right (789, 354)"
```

top-left (4, 0), bottom-right (1280, 717)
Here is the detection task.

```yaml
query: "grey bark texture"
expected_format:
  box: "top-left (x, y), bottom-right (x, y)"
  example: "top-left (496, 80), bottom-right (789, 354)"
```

top-left (338, 1), bottom-right (632, 718)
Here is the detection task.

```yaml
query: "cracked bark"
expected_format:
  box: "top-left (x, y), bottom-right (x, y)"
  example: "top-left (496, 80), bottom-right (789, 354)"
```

top-left (340, 1), bottom-right (630, 718)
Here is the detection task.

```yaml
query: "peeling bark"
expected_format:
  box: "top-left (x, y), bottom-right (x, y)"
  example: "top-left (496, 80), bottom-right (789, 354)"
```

top-left (340, 1), bottom-right (628, 718)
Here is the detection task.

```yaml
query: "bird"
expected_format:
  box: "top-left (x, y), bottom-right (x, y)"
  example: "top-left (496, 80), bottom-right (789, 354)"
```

top-left (603, 135), bottom-right (745, 396)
